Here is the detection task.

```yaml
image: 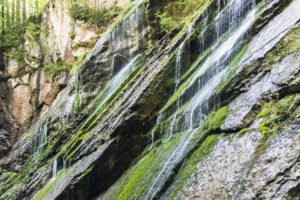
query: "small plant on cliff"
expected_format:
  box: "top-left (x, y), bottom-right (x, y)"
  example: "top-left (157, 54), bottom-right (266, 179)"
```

top-left (156, 11), bottom-right (179, 33)
top-left (44, 60), bottom-right (72, 77)
top-left (157, 0), bottom-right (210, 33)
top-left (25, 22), bottom-right (41, 41)
top-left (69, 4), bottom-right (119, 27)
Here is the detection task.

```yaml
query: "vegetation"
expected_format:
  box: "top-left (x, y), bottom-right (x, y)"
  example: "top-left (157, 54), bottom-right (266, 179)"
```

top-left (200, 106), bottom-right (228, 132)
top-left (59, 55), bottom-right (145, 163)
top-left (117, 133), bottom-right (182, 200)
top-left (69, 4), bottom-right (119, 27)
top-left (0, 0), bottom-right (47, 62)
top-left (157, 0), bottom-right (210, 32)
top-left (264, 26), bottom-right (300, 66)
top-left (44, 60), bottom-right (72, 77)
top-left (114, 104), bottom-right (228, 200)
top-left (237, 128), bottom-right (248, 137)
top-left (35, 178), bottom-right (57, 200)
top-left (256, 95), bottom-right (300, 137)
top-left (168, 134), bottom-right (218, 199)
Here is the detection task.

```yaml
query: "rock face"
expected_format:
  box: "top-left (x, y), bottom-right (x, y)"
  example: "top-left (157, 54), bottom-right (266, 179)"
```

top-left (182, 125), bottom-right (300, 200)
top-left (0, 0), bottom-right (118, 155)
top-left (1, 0), bottom-right (300, 199)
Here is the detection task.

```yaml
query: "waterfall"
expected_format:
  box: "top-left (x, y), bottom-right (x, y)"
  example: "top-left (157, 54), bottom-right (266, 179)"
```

top-left (88, 2), bottom-right (146, 113)
top-left (107, 55), bottom-right (142, 96)
top-left (109, 3), bottom-right (145, 68)
top-left (95, 54), bottom-right (142, 111)
top-left (175, 44), bottom-right (184, 91)
top-left (34, 118), bottom-right (49, 154)
top-left (149, 115), bottom-right (161, 150)
top-left (143, 0), bottom-right (257, 199)
top-left (51, 159), bottom-right (58, 180)
top-left (184, 8), bottom-right (257, 128)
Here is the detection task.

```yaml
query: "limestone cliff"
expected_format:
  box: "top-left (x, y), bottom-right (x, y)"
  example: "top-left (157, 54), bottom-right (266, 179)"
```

top-left (0, 0), bottom-right (300, 199)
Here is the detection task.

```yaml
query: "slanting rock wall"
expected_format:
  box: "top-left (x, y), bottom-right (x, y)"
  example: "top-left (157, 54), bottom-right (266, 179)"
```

top-left (1, 0), bottom-right (300, 199)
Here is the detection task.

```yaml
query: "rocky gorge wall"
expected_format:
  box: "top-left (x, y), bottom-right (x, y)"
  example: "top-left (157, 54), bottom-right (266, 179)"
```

top-left (0, 0), bottom-right (129, 157)
top-left (1, 0), bottom-right (300, 199)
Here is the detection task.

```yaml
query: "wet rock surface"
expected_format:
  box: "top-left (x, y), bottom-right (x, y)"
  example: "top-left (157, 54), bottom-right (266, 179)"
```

top-left (1, 0), bottom-right (300, 199)
top-left (223, 54), bottom-right (300, 131)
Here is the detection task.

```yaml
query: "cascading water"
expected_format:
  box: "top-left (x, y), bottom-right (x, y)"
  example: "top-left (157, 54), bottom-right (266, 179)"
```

top-left (85, 2), bottom-right (146, 113)
top-left (34, 118), bottom-right (49, 154)
top-left (110, 2), bottom-right (144, 73)
top-left (168, 44), bottom-right (185, 139)
top-left (144, 0), bottom-right (258, 199)
top-left (103, 54), bottom-right (143, 103)
top-left (175, 44), bottom-right (184, 91)
top-left (149, 116), bottom-right (161, 150)
top-left (51, 159), bottom-right (58, 180)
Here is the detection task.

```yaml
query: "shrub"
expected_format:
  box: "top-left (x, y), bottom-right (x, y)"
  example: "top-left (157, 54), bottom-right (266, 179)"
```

top-left (156, 11), bottom-right (179, 33)
top-left (69, 4), bottom-right (118, 27)
top-left (156, 0), bottom-right (210, 33)
top-left (44, 60), bottom-right (72, 77)
top-left (25, 22), bottom-right (41, 41)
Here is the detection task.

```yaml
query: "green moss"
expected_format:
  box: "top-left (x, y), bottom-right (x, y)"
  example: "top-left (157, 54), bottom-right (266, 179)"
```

top-left (255, 95), bottom-right (298, 136)
top-left (0, 172), bottom-right (18, 186)
top-left (237, 128), bottom-right (248, 138)
top-left (71, 94), bottom-right (81, 114)
top-left (180, 46), bottom-right (212, 82)
top-left (200, 106), bottom-right (228, 132)
top-left (279, 95), bottom-right (295, 110)
top-left (263, 26), bottom-right (300, 67)
top-left (117, 151), bottom-right (157, 200)
top-left (157, 11), bottom-right (179, 33)
top-left (117, 133), bottom-right (182, 200)
top-left (22, 132), bottom-right (34, 141)
top-left (168, 134), bottom-right (218, 199)
top-left (35, 179), bottom-right (57, 200)
top-left (217, 44), bottom-right (249, 93)
top-left (59, 56), bottom-right (145, 161)
top-left (161, 34), bottom-right (226, 113)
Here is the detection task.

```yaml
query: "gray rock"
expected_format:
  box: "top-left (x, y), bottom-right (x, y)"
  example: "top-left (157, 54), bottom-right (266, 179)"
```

top-left (181, 124), bottom-right (300, 200)
top-left (222, 54), bottom-right (300, 131)
top-left (242, 0), bottom-right (300, 64)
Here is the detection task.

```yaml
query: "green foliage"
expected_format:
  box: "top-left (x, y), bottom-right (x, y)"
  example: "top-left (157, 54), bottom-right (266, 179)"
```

top-left (156, 11), bottom-right (179, 33)
top-left (0, 24), bottom-right (24, 48)
top-left (157, 0), bottom-right (210, 33)
top-left (44, 60), bottom-right (72, 77)
top-left (25, 22), bottom-right (41, 41)
top-left (1, 20), bottom-right (41, 61)
top-left (256, 96), bottom-right (297, 136)
top-left (69, 5), bottom-right (118, 27)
